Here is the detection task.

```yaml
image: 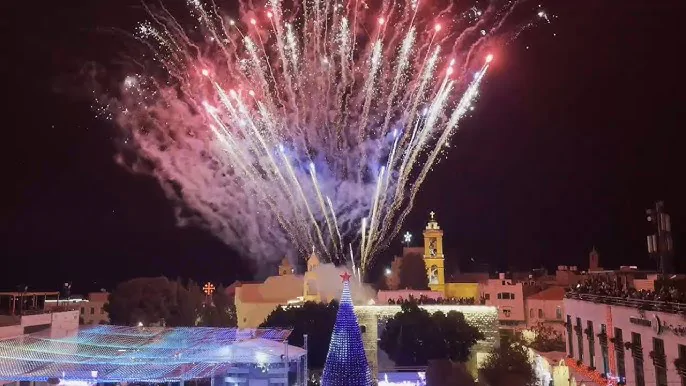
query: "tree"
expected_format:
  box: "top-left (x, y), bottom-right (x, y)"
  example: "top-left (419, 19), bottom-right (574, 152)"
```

top-left (426, 360), bottom-right (475, 386)
top-left (479, 342), bottom-right (536, 386)
top-left (379, 301), bottom-right (483, 366)
top-left (529, 323), bottom-right (566, 352)
top-left (199, 284), bottom-right (237, 327)
top-left (105, 277), bottom-right (176, 326)
top-left (398, 252), bottom-right (429, 290)
top-left (167, 279), bottom-right (203, 327)
top-left (261, 300), bottom-right (338, 369)
top-left (105, 277), bottom-right (233, 327)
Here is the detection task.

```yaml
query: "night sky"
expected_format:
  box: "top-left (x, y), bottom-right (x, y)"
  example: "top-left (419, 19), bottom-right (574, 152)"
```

top-left (2, 0), bottom-right (685, 293)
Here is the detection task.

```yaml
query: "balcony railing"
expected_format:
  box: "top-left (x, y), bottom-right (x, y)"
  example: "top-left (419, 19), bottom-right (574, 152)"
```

top-left (566, 293), bottom-right (686, 314)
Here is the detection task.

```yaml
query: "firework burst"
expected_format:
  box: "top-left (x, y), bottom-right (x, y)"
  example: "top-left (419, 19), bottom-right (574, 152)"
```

top-left (102, 0), bottom-right (550, 274)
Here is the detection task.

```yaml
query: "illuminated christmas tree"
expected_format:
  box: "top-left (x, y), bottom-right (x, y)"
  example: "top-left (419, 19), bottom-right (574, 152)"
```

top-left (321, 272), bottom-right (374, 386)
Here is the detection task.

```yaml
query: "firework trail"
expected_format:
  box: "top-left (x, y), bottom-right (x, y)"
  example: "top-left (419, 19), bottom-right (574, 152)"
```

top-left (101, 0), bottom-right (550, 275)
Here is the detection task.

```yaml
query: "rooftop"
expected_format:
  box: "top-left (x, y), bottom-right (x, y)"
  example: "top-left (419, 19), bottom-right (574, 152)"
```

top-left (565, 292), bottom-right (686, 314)
top-left (0, 325), bottom-right (305, 382)
top-left (527, 286), bottom-right (566, 301)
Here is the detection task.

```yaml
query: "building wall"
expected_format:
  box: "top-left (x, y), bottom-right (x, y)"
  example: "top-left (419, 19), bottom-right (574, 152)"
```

top-left (49, 310), bottom-right (79, 338)
top-left (634, 279), bottom-right (657, 292)
top-left (44, 293), bottom-right (110, 325)
top-left (444, 283), bottom-right (480, 300)
top-left (0, 310), bottom-right (78, 340)
top-left (80, 300), bottom-right (108, 325)
top-left (479, 279), bottom-right (526, 324)
top-left (235, 299), bottom-right (283, 328)
top-left (234, 275), bottom-right (304, 328)
top-left (525, 298), bottom-right (565, 334)
top-left (0, 325), bottom-right (23, 339)
top-left (565, 297), bottom-right (686, 386)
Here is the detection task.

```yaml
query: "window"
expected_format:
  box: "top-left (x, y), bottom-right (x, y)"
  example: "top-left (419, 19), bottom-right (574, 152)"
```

top-left (587, 321), bottom-right (595, 369)
top-left (679, 344), bottom-right (686, 386)
top-left (576, 317), bottom-right (583, 362)
top-left (503, 308), bottom-right (512, 317)
top-left (556, 307), bottom-right (562, 319)
top-left (530, 309), bottom-right (534, 318)
top-left (484, 293), bottom-right (490, 300)
top-left (306, 280), bottom-right (317, 295)
top-left (615, 328), bottom-right (626, 381)
top-left (566, 315), bottom-right (574, 358)
top-left (360, 325), bottom-right (367, 334)
top-left (80, 308), bottom-right (84, 315)
top-left (90, 307), bottom-right (95, 315)
top-left (429, 265), bottom-right (439, 284)
top-left (632, 332), bottom-right (644, 386)
top-left (635, 357), bottom-right (646, 386)
top-left (538, 309), bottom-right (544, 319)
top-left (601, 324), bottom-right (609, 375)
top-left (653, 338), bottom-right (667, 386)
top-left (511, 293), bottom-right (515, 299)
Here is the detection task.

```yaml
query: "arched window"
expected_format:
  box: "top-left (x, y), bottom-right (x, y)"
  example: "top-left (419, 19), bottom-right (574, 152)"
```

top-left (429, 265), bottom-right (439, 284)
top-left (556, 307), bottom-right (563, 319)
top-left (360, 325), bottom-right (367, 333)
top-left (538, 309), bottom-right (544, 318)
top-left (306, 280), bottom-right (317, 295)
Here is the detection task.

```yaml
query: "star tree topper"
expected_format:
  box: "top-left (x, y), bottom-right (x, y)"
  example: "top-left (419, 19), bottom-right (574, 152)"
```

top-left (340, 272), bottom-right (352, 282)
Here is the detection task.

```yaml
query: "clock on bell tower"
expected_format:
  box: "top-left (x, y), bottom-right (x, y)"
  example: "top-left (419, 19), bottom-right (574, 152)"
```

top-left (423, 211), bottom-right (445, 292)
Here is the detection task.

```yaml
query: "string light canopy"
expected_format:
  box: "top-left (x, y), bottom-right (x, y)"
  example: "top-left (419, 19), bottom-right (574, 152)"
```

top-left (0, 325), bottom-right (305, 383)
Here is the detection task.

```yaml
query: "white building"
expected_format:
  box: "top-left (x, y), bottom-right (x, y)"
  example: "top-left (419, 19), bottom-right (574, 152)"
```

top-left (526, 286), bottom-right (566, 335)
top-left (564, 293), bottom-right (686, 386)
top-left (479, 275), bottom-right (528, 329)
top-left (44, 292), bottom-right (110, 325)
top-left (0, 310), bottom-right (79, 340)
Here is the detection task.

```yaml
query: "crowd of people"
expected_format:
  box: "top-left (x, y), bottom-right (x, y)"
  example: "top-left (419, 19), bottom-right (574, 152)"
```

top-left (387, 294), bottom-right (477, 305)
top-left (567, 277), bottom-right (686, 306)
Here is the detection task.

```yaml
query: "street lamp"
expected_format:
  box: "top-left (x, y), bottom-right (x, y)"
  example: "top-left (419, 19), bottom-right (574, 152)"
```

top-left (385, 268), bottom-right (392, 277)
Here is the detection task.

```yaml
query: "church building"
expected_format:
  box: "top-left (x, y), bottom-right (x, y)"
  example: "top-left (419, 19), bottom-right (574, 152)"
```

top-left (387, 212), bottom-right (480, 301)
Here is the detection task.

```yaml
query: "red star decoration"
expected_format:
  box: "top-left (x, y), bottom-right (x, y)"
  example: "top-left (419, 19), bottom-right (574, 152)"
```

top-left (340, 272), bottom-right (352, 282)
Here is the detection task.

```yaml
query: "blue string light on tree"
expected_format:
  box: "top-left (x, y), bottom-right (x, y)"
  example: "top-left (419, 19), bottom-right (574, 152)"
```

top-left (321, 272), bottom-right (373, 386)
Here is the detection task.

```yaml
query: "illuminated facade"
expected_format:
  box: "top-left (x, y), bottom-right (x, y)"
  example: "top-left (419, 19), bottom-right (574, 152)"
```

top-left (564, 294), bottom-right (686, 386)
top-left (423, 212), bottom-right (446, 293)
top-left (234, 257), bottom-right (305, 328)
top-left (355, 305), bottom-right (499, 377)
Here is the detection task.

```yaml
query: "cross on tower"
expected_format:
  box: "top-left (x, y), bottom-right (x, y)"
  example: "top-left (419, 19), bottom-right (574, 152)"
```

top-left (430, 211), bottom-right (435, 221)
top-left (203, 282), bottom-right (216, 296)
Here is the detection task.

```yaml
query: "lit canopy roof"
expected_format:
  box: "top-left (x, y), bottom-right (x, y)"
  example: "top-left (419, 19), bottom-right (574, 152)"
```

top-left (0, 325), bottom-right (306, 382)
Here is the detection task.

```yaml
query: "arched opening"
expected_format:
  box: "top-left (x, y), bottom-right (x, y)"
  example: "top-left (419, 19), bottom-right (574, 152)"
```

top-left (429, 265), bottom-right (439, 284)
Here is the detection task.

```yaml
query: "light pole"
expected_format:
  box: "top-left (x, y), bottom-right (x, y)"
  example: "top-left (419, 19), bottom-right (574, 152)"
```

top-left (646, 201), bottom-right (674, 277)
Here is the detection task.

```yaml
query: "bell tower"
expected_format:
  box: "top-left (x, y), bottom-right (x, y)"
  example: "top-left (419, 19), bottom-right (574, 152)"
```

top-left (423, 211), bottom-right (445, 292)
top-left (303, 250), bottom-right (321, 302)
top-left (279, 257), bottom-right (294, 276)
